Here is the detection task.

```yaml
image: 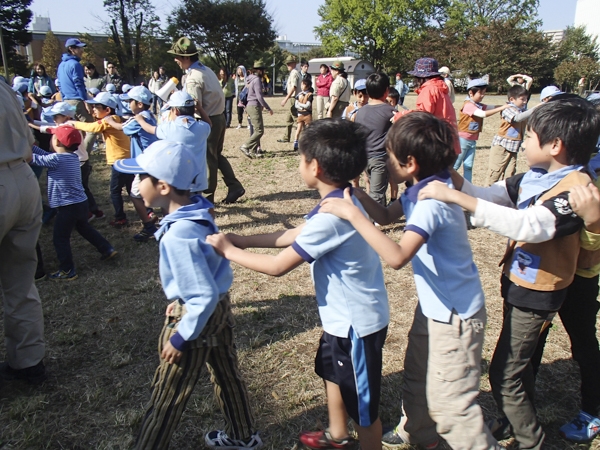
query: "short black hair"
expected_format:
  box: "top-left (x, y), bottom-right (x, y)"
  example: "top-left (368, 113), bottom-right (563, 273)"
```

top-left (298, 118), bottom-right (368, 184)
top-left (527, 98), bottom-right (600, 165)
top-left (173, 105), bottom-right (195, 116)
top-left (507, 85), bottom-right (527, 100)
top-left (366, 72), bottom-right (390, 99)
top-left (387, 87), bottom-right (400, 101)
top-left (85, 63), bottom-right (96, 71)
top-left (301, 78), bottom-right (312, 88)
top-left (386, 112), bottom-right (457, 180)
top-left (146, 175), bottom-right (189, 196)
top-left (468, 85), bottom-right (487, 96)
top-left (93, 103), bottom-right (116, 115)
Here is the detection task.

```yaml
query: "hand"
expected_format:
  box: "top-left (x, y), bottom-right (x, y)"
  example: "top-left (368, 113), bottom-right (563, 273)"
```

top-left (161, 341), bottom-right (182, 364)
top-left (268, 109), bottom-right (274, 116)
top-left (206, 232), bottom-right (235, 256)
top-left (319, 187), bottom-right (357, 221)
top-left (418, 180), bottom-right (454, 202)
top-left (570, 184), bottom-right (600, 233)
top-left (134, 114), bottom-right (146, 123)
top-left (280, 98), bottom-right (287, 107)
top-left (165, 301), bottom-right (177, 316)
top-left (226, 233), bottom-right (248, 249)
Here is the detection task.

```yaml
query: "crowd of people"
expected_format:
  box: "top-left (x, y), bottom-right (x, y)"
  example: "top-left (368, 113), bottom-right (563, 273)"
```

top-left (1, 33), bottom-right (600, 450)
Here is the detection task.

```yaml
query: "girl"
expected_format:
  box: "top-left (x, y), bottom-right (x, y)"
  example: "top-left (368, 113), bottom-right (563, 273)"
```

top-left (219, 68), bottom-right (235, 128)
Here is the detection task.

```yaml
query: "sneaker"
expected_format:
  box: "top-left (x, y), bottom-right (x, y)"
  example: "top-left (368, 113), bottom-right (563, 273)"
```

top-left (299, 429), bottom-right (358, 450)
top-left (236, 124), bottom-right (242, 129)
top-left (147, 211), bottom-right (158, 223)
top-left (49, 268), bottom-right (78, 281)
top-left (0, 361), bottom-right (47, 385)
top-left (134, 227), bottom-right (156, 242)
top-left (223, 188), bottom-right (246, 204)
top-left (205, 430), bottom-right (263, 449)
top-left (382, 426), bottom-right (439, 449)
top-left (100, 248), bottom-right (118, 261)
top-left (239, 146), bottom-right (253, 159)
top-left (486, 416), bottom-right (512, 441)
top-left (293, 141), bottom-right (299, 150)
top-left (559, 411), bottom-right (600, 443)
top-left (109, 218), bottom-right (128, 228)
top-left (88, 210), bottom-right (106, 222)
top-left (35, 269), bottom-right (46, 282)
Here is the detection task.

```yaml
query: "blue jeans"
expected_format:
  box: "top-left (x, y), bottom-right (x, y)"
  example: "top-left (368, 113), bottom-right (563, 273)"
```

top-left (110, 166), bottom-right (134, 220)
top-left (224, 96), bottom-right (234, 127)
top-left (454, 137), bottom-right (477, 183)
top-left (151, 95), bottom-right (163, 115)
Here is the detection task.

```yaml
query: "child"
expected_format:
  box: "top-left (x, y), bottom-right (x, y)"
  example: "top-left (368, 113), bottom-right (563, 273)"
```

top-left (355, 72), bottom-right (396, 206)
top-left (487, 85), bottom-right (539, 185)
top-left (454, 78), bottom-right (508, 183)
top-left (103, 86), bottom-right (159, 241)
top-left (418, 98), bottom-right (600, 449)
top-left (319, 112), bottom-right (499, 450)
top-left (30, 126), bottom-right (116, 280)
top-left (105, 83), bottom-right (123, 116)
top-left (207, 119), bottom-right (390, 450)
top-left (135, 90), bottom-right (210, 197)
top-left (386, 87), bottom-right (400, 111)
top-left (120, 83), bottom-right (133, 117)
top-left (113, 141), bottom-right (262, 450)
top-left (293, 78), bottom-right (313, 150)
top-left (342, 78), bottom-right (368, 122)
top-left (68, 92), bottom-right (132, 227)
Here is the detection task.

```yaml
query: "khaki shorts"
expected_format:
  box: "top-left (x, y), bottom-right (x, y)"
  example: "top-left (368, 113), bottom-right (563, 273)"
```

top-left (298, 113), bottom-right (312, 125)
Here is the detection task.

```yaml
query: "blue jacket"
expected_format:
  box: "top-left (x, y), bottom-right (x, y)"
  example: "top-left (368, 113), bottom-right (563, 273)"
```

top-left (155, 195), bottom-right (232, 351)
top-left (57, 54), bottom-right (87, 101)
top-left (28, 74), bottom-right (56, 95)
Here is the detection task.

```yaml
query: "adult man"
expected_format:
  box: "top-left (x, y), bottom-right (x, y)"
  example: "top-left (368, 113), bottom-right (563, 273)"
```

top-left (240, 60), bottom-right (273, 158)
top-left (57, 38), bottom-right (93, 123)
top-left (168, 37), bottom-right (245, 204)
top-left (0, 81), bottom-right (46, 384)
top-left (103, 62), bottom-right (124, 93)
top-left (438, 66), bottom-right (455, 103)
top-left (148, 67), bottom-right (167, 114)
top-left (278, 55), bottom-right (302, 143)
top-left (300, 61), bottom-right (311, 83)
top-left (394, 73), bottom-right (405, 105)
top-left (327, 61), bottom-right (350, 119)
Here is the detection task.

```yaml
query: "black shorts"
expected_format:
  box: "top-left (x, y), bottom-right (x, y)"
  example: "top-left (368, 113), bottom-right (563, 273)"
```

top-left (315, 326), bottom-right (387, 427)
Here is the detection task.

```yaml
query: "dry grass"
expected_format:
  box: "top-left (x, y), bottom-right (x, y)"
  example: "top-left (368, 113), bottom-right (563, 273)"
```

top-left (1, 94), bottom-right (599, 450)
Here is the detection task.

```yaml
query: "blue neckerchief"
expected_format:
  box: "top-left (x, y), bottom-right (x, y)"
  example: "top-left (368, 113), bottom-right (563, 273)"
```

top-left (187, 61), bottom-right (206, 73)
top-left (308, 184), bottom-right (352, 218)
top-left (517, 165), bottom-right (583, 209)
top-left (588, 152), bottom-right (600, 180)
top-left (404, 170), bottom-right (451, 204)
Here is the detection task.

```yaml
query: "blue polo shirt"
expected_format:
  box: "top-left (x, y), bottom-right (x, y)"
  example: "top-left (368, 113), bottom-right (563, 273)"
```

top-left (156, 115), bottom-right (210, 192)
top-left (401, 171), bottom-right (484, 323)
top-left (123, 111), bottom-right (158, 158)
top-left (292, 188), bottom-right (389, 338)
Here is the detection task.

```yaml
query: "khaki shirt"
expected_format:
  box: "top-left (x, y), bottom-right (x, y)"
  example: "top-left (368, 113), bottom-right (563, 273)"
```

top-left (330, 77), bottom-right (350, 103)
top-left (185, 63), bottom-right (225, 117)
top-left (287, 69), bottom-right (302, 98)
top-left (0, 82), bottom-right (34, 163)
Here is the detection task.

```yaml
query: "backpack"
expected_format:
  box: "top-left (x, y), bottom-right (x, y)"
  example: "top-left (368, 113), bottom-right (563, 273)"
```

top-left (238, 86), bottom-right (249, 106)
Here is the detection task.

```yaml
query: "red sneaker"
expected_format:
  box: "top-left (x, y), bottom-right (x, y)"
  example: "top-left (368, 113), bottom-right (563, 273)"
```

top-left (88, 210), bottom-right (106, 222)
top-left (109, 218), bottom-right (128, 228)
top-left (299, 430), bottom-right (358, 450)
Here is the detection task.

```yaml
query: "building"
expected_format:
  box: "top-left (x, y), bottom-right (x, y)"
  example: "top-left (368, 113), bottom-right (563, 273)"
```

top-left (575, 0), bottom-right (600, 41)
top-left (307, 57), bottom-right (375, 88)
top-left (543, 29), bottom-right (565, 45)
top-left (276, 35), bottom-right (322, 56)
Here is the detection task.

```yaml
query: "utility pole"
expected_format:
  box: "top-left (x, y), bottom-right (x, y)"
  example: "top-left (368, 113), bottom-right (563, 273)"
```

top-left (0, 27), bottom-right (9, 80)
top-left (272, 56), bottom-right (275, 95)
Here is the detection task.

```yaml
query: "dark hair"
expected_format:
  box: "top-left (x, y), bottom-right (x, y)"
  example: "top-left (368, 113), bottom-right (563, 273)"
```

top-left (507, 85), bottom-right (527, 100)
top-left (319, 64), bottom-right (329, 72)
top-left (106, 61), bottom-right (116, 68)
top-left (173, 106), bottom-right (195, 116)
top-left (148, 175), bottom-right (189, 196)
top-left (366, 72), bottom-right (390, 99)
top-left (386, 112), bottom-right (457, 180)
top-left (301, 61), bottom-right (308, 67)
top-left (92, 103), bottom-right (116, 115)
top-left (527, 98), bottom-right (600, 165)
top-left (387, 87), bottom-right (400, 101)
top-left (467, 85), bottom-right (487, 96)
top-left (33, 63), bottom-right (47, 76)
top-left (301, 78), bottom-right (312, 88)
top-left (189, 54), bottom-right (199, 63)
top-left (298, 119), bottom-right (368, 183)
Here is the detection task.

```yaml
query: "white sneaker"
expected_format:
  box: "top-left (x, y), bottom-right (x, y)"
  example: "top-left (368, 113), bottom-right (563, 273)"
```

top-left (236, 124), bottom-right (242, 129)
top-left (205, 430), bottom-right (263, 449)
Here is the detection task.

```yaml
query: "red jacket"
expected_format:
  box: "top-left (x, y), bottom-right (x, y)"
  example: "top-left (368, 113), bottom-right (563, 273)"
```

top-left (316, 73), bottom-right (333, 97)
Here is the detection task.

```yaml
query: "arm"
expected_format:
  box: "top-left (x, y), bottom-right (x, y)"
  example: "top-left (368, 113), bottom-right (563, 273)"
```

top-left (523, 75), bottom-right (533, 90)
top-left (134, 114), bottom-right (157, 134)
top-left (71, 119), bottom-right (110, 133)
top-left (350, 188), bottom-right (404, 225)
top-left (30, 145), bottom-right (59, 168)
top-left (473, 103), bottom-right (509, 118)
top-left (72, 65), bottom-right (88, 100)
top-left (103, 115), bottom-right (124, 130)
top-left (570, 184), bottom-right (600, 234)
top-left (227, 224), bottom-right (305, 249)
top-left (506, 74), bottom-right (518, 86)
top-left (195, 101), bottom-right (212, 127)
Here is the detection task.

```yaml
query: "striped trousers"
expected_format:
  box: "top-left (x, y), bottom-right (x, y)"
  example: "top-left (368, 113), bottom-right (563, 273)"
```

top-left (134, 294), bottom-right (255, 450)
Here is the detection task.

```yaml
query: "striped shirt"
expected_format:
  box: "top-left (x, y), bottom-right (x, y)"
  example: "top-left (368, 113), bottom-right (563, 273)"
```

top-left (31, 145), bottom-right (87, 208)
top-left (491, 106), bottom-right (523, 153)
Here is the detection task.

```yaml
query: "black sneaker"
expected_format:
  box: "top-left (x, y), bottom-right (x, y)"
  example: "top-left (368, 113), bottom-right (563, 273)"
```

top-left (382, 426), bottom-right (439, 449)
top-left (486, 416), bottom-right (513, 441)
top-left (100, 248), bottom-right (118, 261)
top-left (134, 227), bottom-right (156, 242)
top-left (223, 188), bottom-right (246, 204)
top-left (0, 360), bottom-right (47, 384)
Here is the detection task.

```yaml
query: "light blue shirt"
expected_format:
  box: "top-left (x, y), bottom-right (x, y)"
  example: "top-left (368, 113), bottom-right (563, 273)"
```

top-left (292, 188), bottom-right (389, 338)
top-left (123, 111), bottom-right (158, 158)
top-left (401, 172), bottom-right (484, 323)
top-left (156, 115), bottom-right (210, 192)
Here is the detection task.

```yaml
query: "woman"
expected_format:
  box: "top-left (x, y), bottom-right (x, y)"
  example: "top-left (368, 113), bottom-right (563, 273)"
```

top-left (28, 63), bottom-right (56, 109)
top-left (84, 63), bottom-right (105, 92)
top-left (234, 65), bottom-right (248, 129)
top-left (315, 64), bottom-right (332, 120)
top-left (219, 68), bottom-right (235, 128)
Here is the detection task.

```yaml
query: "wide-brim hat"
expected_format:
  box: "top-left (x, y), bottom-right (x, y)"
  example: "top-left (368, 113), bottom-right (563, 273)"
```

top-left (168, 37), bottom-right (198, 57)
top-left (330, 61), bottom-right (345, 72)
top-left (284, 55), bottom-right (297, 65)
top-left (407, 57), bottom-right (440, 78)
top-left (253, 60), bottom-right (266, 69)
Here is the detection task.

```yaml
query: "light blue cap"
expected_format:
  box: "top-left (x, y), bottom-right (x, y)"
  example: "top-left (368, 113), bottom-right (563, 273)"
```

top-left (65, 38), bottom-right (86, 48)
top-left (86, 92), bottom-right (118, 109)
top-left (105, 83), bottom-right (116, 93)
top-left (12, 76), bottom-right (25, 86)
top-left (39, 86), bottom-right (53, 96)
top-left (122, 84), bottom-right (132, 93)
top-left (354, 79), bottom-right (367, 91)
top-left (467, 78), bottom-right (488, 90)
top-left (44, 101), bottom-right (76, 117)
top-left (121, 85), bottom-right (152, 105)
top-left (13, 83), bottom-right (28, 93)
top-left (87, 87), bottom-right (100, 96)
top-left (168, 90), bottom-right (195, 108)
top-left (540, 85), bottom-right (562, 101)
top-left (113, 140), bottom-right (201, 190)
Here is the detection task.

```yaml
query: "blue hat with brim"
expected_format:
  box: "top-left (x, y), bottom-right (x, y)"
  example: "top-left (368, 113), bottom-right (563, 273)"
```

top-left (87, 92), bottom-right (118, 110)
top-left (354, 79), bottom-right (367, 91)
top-left (65, 38), bottom-right (86, 48)
top-left (39, 86), bottom-right (53, 96)
top-left (121, 86), bottom-right (152, 105)
top-left (105, 83), bottom-right (116, 93)
top-left (44, 101), bottom-right (76, 117)
top-left (467, 78), bottom-right (488, 90)
top-left (122, 84), bottom-right (132, 93)
top-left (540, 86), bottom-right (562, 102)
top-left (87, 87), bottom-right (100, 96)
top-left (168, 90), bottom-right (195, 108)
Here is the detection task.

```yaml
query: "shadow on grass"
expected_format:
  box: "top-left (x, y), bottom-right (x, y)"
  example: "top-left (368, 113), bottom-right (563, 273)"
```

top-left (251, 190), bottom-right (318, 203)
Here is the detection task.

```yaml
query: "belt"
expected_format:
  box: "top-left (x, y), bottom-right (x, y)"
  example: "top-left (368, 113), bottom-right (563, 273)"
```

top-left (0, 158), bottom-right (26, 169)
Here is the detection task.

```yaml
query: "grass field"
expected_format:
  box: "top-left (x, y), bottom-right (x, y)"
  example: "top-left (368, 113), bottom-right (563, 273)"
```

top-left (1, 93), bottom-right (599, 450)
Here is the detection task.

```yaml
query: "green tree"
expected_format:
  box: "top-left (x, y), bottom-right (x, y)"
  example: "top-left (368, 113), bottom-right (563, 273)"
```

top-left (169, 0), bottom-right (276, 75)
top-left (40, 31), bottom-right (62, 77)
top-left (0, 0), bottom-right (33, 76)
top-left (554, 26), bottom-right (600, 92)
top-left (442, 0), bottom-right (539, 28)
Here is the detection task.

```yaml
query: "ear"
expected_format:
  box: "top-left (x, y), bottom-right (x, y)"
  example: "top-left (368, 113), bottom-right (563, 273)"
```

top-left (310, 158), bottom-right (322, 177)
top-left (404, 155), bottom-right (419, 175)
top-left (157, 180), bottom-right (171, 196)
top-left (549, 138), bottom-right (566, 157)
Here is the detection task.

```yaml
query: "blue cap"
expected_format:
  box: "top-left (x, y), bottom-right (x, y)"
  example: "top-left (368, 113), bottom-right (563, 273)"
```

top-left (540, 85), bottom-right (562, 101)
top-left (113, 140), bottom-right (201, 190)
top-left (87, 87), bottom-right (100, 96)
top-left (354, 79), bottom-right (367, 91)
top-left (13, 83), bottom-right (28, 93)
top-left (12, 76), bottom-right (25, 86)
top-left (86, 92), bottom-right (118, 110)
top-left (105, 83), bottom-right (116, 93)
top-left (587, 93), bottom-right (600, 102)
top-left (39, 86), bottom-right (53, 96)
top-left (121, 85), bottom-right (152, 105)
top-left (122, 84), bottom-right (132, 93)
top-left (55, 78), bottom-right (60, 87)
top-left (65, 38), bottom-right (86, 48)
top-left (467, 78), bottom-right (488, 90)
top-left (43, 102), bottom-right (76, 117)
top-left (168, 90), bottom-right (195, 108)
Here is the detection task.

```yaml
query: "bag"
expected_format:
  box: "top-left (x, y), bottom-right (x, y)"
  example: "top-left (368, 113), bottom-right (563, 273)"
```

top-left (238, 86), bottom-right (249, 106)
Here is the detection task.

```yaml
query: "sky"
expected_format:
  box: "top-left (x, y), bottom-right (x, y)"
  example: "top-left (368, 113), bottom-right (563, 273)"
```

top-left (30, 0), bottom-right (578, 43)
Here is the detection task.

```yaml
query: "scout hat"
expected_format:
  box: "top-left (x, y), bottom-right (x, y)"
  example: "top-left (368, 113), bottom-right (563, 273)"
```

top-left (408, 57), bottom-right (440, 78)
top-left (284, 55), bottom-right (297, 65)
top-left (168, 37), bottom-right (198, 57)
top-left (253, 59), bottom-right (266, 69)
top-left (329, 61), bottom-right (345, 72)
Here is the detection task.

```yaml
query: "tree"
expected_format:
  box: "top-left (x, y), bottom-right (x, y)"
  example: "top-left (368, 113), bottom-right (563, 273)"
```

top-left (40, 31), bottom-right (62, 77)
top-left (0, 0), bottom-right (33, 76)
top-left (442, 0), bottom-right (540, 28)
top-left (169, 0), bottom-right (276, 75)
top-left (554, 26), bottom-right (600, 92)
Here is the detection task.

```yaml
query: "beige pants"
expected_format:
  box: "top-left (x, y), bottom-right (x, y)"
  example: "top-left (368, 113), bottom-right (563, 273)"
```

top-left (316, 95), bottom-right (327, 120)
top-left (487, 145), bottom-right (517, 186)
top-left (397, 305), bottom-right (499, 450)
top-left (0, 160), bottom-right (45, 369)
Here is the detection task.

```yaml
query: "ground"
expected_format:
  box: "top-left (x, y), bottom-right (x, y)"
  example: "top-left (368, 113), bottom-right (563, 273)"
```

top-left (1, 93), bottom-right (599, 450)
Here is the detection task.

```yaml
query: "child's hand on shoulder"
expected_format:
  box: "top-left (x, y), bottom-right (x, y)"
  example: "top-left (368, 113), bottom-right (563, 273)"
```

top-left (319, 187), bottom-right (358, 221)
top-left (418, 180), bottom-right (454, 203)
top-left (206, 232), bottom-right (234, 256)
top-left (161, 341), bottom-right (182, 365)
top-left (570, 184), bottom-right (600, 233)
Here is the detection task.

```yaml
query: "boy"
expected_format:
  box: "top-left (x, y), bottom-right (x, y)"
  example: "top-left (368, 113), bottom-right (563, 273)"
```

top-left (454, 79), bottom-right (508, 183)
top-left (30, 126), bottom-right (116, 280)
top-left (342, 78), bottom-right (368, 122)
top-left (69, 92), bottom-right (132, 227)
top-left (319, 112), bottom-right (499, 450)
top-left (293, 78), bottom-right (313, 150)
top-left (103, 86), bottom-right (159, 241)
top-left (135, 90), bottom-right (211, 197)
top-left (355, 72), bottom-right (396, 206)
top-left (487, 85), bottom-right (539, 185)
top-left (113, 140), bottom-right (261, 450)
top-left (418, 98), bottom-right (600, 449)
top-left (207, 119), bottom-right (390, 450)
top-left (386, 87), bottom-right (400, 111)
